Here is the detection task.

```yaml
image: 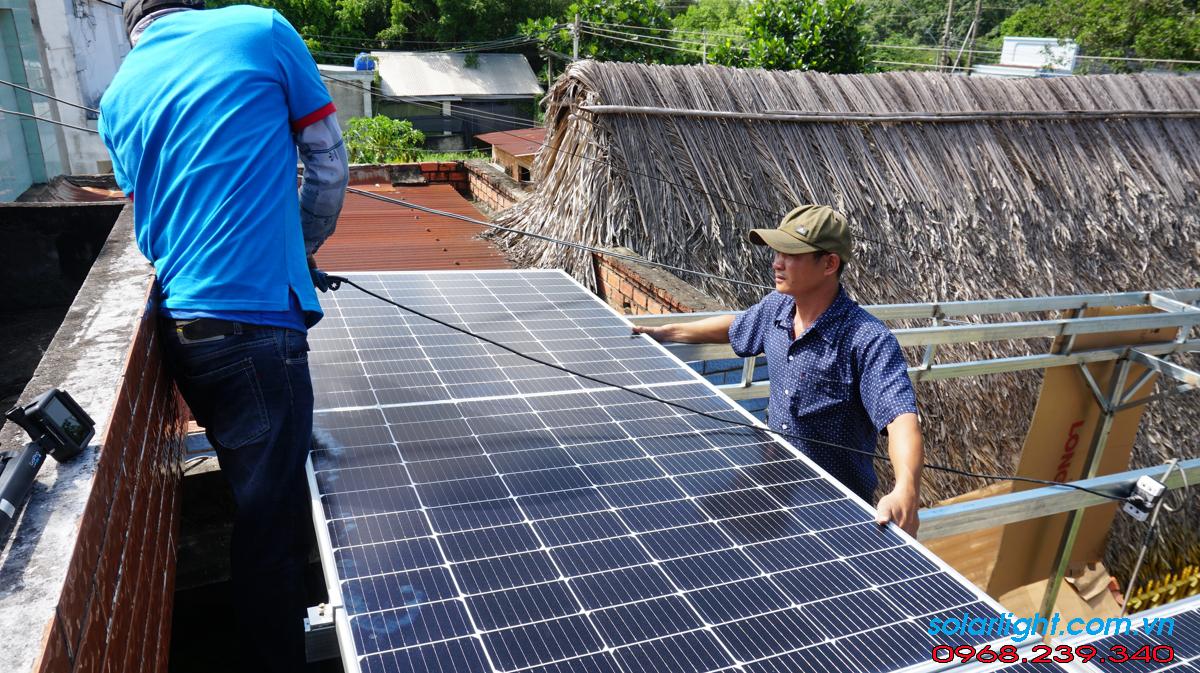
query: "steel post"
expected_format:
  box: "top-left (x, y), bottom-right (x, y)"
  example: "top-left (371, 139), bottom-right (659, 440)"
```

top-left (1038, 356), bottom-right (1133, 626)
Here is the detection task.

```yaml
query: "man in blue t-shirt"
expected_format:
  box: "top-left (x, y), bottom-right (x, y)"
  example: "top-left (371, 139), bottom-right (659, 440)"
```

top-left (100, 1), bottom-right (348, 669)
top-left (633, 206), bottom-right (925, 535)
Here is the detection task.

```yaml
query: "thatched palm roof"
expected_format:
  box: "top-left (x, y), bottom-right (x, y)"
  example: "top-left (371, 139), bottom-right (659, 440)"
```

top-left (495, 61), bottom-right (1200, 580)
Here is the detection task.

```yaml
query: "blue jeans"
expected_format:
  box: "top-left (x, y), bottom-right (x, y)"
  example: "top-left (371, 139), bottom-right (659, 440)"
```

top-left (160, 322), bottom-right (312, 673)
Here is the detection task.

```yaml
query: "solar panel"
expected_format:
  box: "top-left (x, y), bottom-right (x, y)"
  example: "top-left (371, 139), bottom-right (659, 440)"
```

top-left (306, 270), bottom-right (1015, 673)
top-left (1051, 595), bottom-right (1200, 672)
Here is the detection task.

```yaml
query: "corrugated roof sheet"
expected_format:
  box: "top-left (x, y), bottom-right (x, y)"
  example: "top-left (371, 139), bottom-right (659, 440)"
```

top-left (372, 52), bottom-right (543, 98)
top-left (476, 127), bottom-right (546, 158)
top-left (314, 183), bottom-right (512, 272)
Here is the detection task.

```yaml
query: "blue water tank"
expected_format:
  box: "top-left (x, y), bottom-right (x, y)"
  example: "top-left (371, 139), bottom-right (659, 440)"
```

top-left (354, 53), bottom-right (375, 71)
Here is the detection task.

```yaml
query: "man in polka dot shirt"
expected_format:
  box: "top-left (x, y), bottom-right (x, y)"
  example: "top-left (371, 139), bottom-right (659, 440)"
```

top-left (633, 205), bottom-right (924, 534)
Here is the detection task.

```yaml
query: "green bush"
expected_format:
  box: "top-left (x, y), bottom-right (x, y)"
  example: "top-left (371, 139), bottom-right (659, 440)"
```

top-left (343, 115), bottom-right (426, 164)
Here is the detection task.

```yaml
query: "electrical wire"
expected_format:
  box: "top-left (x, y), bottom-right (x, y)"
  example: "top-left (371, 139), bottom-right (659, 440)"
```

top-left (585, 20), bottom-right (748, 43)
top-left (869, 42), bottom-right (1200, 67)
top-left (582, 22), bottom-right (750, 52)
top-left (345, 186), bottom-right (774, 292)
top-left (325, 77), bottom-right (793, 220)
top-left (326, 61), bottom-right (953, 261)
top-left (0, 108), bottom-right (98, 133)
top-left (579, 27), bottom-right (706, 56)
top-left (0, 79), bottom-right (99, 113)
top-left (326, 273), bottom-right (1134, 504)
top-left (323, 77), bottom-right (544, 128)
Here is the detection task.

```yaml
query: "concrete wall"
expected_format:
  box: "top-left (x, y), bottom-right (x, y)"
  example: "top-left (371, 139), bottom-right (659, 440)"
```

top-left (319, 69), bottom-right (373, 131)
top-left (0, 207), bottom-right (186, 673)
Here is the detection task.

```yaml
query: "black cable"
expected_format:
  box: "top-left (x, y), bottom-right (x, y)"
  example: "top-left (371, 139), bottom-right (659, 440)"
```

top-left (327, 75), bottom-right (941, 260)
top-left (0, 78), bottom-right (99, 114)
top-left (346, 186), bottom-right (774, 292)
top-left (327, 274), bottom-right (1131, 504)
top-left (0, 108), bottom-right (98, 133)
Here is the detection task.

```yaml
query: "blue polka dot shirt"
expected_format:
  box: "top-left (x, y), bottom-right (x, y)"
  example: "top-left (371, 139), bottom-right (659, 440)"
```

top-left (729, 286), bottom-right (917, 501)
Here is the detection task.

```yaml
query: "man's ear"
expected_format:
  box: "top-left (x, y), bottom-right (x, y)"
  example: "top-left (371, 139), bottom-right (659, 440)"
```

top-left (826, 253), bottom-right (842, 276)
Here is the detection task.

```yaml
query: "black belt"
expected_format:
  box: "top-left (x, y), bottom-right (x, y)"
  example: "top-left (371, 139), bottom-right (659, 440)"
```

top-left (169, 317), bottom-right (251, 343)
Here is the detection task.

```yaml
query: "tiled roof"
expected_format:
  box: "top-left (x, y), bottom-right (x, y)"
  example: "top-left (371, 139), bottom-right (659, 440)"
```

top-left (313, 183), bottom-right (512, 272)
top-left (476, 127), bottom-right (546, 158)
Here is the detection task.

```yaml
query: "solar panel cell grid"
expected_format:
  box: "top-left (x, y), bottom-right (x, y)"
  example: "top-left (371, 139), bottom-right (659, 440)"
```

top-left (1052, 596), bottom-right (1200, 673)
top-left (307, 271), bottom-right (1012, 673)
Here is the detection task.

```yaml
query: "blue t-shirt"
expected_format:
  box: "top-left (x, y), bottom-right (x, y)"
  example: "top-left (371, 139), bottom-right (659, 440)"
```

top-left (729, 288), bottom-right (918, 501)
top-left (99, 6), bottom-right (336, 329)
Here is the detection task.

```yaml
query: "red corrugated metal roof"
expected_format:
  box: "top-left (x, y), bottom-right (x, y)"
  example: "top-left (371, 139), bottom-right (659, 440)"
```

top-left (475, 128), bottom-right (547, 158)
top-left (313, 183), bottom-right (512, 272)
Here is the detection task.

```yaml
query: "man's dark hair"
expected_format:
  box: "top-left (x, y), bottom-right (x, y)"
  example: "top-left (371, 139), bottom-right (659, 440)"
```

top-left (123, 0), bottom-right (205, 38)
top-left (815, 250), bottom-right (846, 278)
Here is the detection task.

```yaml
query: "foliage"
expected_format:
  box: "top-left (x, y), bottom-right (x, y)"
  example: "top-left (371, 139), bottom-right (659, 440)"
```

top-left (209, 0), bottom-right (569, 61)
top-left (343, 115), bottom-right (426, 163)
top-left (672, 0), bottom-right (745, 43)
top-left (419, 150), bottom-right (490, 162)
top-left (521, 0), bottom-right (683, 64)
top-left (861, 0), bottom-right (1042, 72)
top-left (998, 0), bottom-right (1200, 72)
top-left (710, 0), bottom-right (870, 72)
top-left (387, 0), bottom-right (569, 44)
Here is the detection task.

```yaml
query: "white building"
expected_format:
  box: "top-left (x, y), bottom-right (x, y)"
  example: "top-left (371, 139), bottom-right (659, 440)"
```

top-left (0, 0), bottom-right (126, 199)
top-left (973, 36), bottom-right (1079, 78)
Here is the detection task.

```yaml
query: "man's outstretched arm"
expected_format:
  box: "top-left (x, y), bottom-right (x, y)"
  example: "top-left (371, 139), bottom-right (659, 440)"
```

top-left (631, 314), bottom-right (736, 344)
top-left (875, 412), bottom-right (923, 536)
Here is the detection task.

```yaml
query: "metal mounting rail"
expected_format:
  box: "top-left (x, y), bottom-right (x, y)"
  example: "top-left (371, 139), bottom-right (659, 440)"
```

top-left (628, 288), bottom-right (1200, 400)
top-left (917, 457), bottom-right (1200, 541)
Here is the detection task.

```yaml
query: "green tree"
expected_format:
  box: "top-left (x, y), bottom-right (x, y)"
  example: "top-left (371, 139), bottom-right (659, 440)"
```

top-left (672, 0), bottom-right (745, 45)
top-left (343, 115), bottom-right (426, 163)
top-left (521, 0), bottom-right (685, 64)
top-left (999, 0), bottom-right (1200, 72)
top-left (712, 0), bottom-right (870, 72)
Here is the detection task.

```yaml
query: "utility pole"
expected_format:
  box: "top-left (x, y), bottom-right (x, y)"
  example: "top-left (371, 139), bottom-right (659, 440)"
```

top-left (937, 0), bottom-right (956, 67)
top-left (702, 36), bottom-right (708, 65)
top-left (963, 0), bottom-right (984, 73)
top-left (571, 13), bottom-right (580, 60)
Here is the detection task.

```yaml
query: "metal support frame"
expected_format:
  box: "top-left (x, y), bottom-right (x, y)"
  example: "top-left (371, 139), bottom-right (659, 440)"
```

top-left (629, 287), bottom-right (1200, 622)
top-left (1038, 356), bottom-right (1132, 621)
top-left (918, 457), bottom-right (1200, 540)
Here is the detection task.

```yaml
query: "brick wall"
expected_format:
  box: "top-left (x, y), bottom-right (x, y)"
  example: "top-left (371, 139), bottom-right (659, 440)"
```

top-left (593, 247), bottom-right (729, 315)
top-left (464, 160), bottom-right (530, 214)
top-left (345, 163), bottom-right (469, 197)
top-left (417, 162), bottom-right (469, 195)
top-left (38, 293), bottom-right (187, 673)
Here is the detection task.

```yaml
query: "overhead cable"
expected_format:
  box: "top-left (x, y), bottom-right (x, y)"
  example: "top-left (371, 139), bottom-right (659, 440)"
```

top-left (326, 75), bottom-right (936, 259)
top-left (345, 186), bottom-right (774, 292)
top-left (871, 42), bottom-right (1200, 67)
top-left (0, 79), bottom-right (99, 114)
top-left (0, 108), bottom-right (98, 134)
top-left (328, 273), bottom-right (1135, 505)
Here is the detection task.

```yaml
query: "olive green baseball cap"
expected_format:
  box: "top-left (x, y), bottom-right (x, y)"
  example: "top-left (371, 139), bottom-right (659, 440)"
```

top-left (748, 205), bottom-right (854, 263)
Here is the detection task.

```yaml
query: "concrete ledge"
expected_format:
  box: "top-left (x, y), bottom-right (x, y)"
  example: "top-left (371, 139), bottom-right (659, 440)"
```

top-left (0, 206), bottom-right (154, 673)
